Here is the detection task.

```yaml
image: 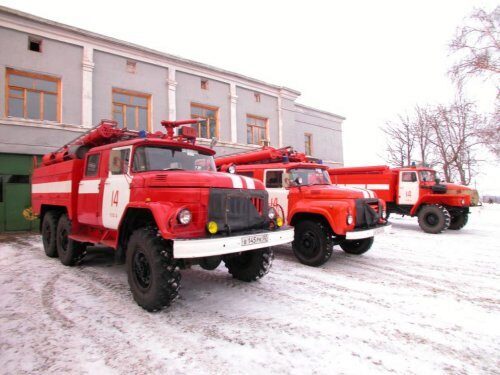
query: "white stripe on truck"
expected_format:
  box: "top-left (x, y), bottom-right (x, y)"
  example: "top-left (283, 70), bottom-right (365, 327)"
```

top-left (32, 180), bottom-right (72, 194)
top-left (337, 183), bottom-right (390, 191)
top-left (79, 179), bottom-right (100, 194)
top-left (240, 176), bottom-right (255, 190)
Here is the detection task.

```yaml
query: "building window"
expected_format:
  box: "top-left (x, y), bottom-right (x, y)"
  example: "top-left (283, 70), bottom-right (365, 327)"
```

top-left (126, 60), bottom-right (136, 74)
top-left (254, 93), bottom-right (261, 102)
top-left (6, 68), bottom-right (60, 121)
top-left (246, 115), bottom-right (268, 145)
top-left (201, 79), bottom-right (209, 90)
top-left (112, 88), bottom-right (151, 131)
top-left (28, 37), bottom-right (42, 52)
top-left (304, 133), bottom-right (313, 155)
top-left (190, 103), bottom-right (218, 139)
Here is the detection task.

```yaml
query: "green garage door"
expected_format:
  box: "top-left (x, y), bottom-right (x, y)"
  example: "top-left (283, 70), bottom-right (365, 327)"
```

top-left (5, 176), bottom-right (32, 231)
top-left (0, 154), bottom-right (40, 232)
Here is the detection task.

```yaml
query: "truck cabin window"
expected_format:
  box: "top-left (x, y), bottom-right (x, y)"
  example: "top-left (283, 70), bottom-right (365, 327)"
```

top-left (286, 168), bottom-right (330, 186)
top-left (266, 170), bottom-right (284, 188)
top-left (133, 146), bottom-right (216, 172)
top-left (85, 154), bottom-right (100, 177)
top-left (419, 170), bottom-right (435, 182)
top-left (402, 172), bottom-right (418, 182)
top-left (109, 149), bottom-right (131, 175)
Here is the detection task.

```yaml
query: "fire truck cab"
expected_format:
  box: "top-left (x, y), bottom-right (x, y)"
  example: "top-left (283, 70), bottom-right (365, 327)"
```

top-left (216, 147), bottom-right (390, 267)
top-left (329, 165), bottom-right (479, 234)
top-left (32, 120), bottom-right (293, 311)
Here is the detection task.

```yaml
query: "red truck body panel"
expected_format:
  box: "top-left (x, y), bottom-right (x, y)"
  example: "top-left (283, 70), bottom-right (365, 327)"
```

top-left (32, 120), bottom-right (285, 252)
top-left (328, 165), bottom-right (476, 215)
top-left (216, 148), bottom-right (389, 238)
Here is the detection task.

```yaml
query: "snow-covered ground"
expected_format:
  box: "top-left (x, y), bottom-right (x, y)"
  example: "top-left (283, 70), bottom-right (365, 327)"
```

top-left (1, 205), bottom-right (499, 375)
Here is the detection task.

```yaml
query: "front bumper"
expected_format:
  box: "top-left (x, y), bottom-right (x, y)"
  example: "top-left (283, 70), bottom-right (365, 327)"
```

top-left (345, 224), bottom-right (392, 240)
top-left (173, 227), bottom-right (294, 259)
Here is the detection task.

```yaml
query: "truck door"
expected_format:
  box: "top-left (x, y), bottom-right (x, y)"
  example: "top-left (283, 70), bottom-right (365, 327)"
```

top-left (398, 171), bottom-right (419, 205)
top-left (78, 152), bottom-right (103, 225)
top-left (264, 169), bottom-right (289, 220)
top-left (102, 146), bottom-right (132, 229)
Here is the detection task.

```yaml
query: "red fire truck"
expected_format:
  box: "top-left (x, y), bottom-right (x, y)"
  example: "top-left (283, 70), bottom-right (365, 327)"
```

top-left (216, 147), bottom-right (390, 267)
top-left (31, 120), bottom-right (293, 311)
top-left (328, 165), bottom-right (479, 234)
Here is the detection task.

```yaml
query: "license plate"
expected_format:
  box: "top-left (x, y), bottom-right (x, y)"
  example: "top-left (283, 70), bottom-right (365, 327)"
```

top-left (241, 234), bottom-right (269, 246)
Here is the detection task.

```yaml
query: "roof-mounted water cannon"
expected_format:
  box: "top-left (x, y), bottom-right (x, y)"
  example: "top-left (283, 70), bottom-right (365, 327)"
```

top-left (161, 119), bottom-right (205, 144)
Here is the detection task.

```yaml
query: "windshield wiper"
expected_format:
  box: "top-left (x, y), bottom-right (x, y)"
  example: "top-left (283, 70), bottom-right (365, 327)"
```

top-left (163, 167), bottom-right (184, 171)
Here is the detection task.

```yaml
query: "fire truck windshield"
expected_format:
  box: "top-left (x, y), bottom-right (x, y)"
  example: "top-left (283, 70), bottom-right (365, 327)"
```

top-left (133, 146), bottom-right (216, 172)
top-left (287, 168), bottom-right (331, 186)
top-left (419, 170), bottom-right (436, 182)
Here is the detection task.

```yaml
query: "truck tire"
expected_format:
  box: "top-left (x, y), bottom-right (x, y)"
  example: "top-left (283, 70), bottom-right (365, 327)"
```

top-left (42, 211), bottom-right (58, 258)
top-left (126, 228), bottom-right (181, 311)
top-left (449, 213), bottom-right (468, 230)
top-left (56, 214), bottom-right (86, 266)
top-left (340, 237), bottom-right (374, 255)
top-left (417, 204), bottom-right (451, 234)
top-left (224, 247), bottom-right (273, 282)
top-left (292, 220), bottom-right (333, 267)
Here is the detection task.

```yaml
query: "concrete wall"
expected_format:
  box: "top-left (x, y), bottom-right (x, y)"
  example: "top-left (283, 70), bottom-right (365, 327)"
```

top-left (0, 26), bottom-right (83, 124)
top-left (291, 105), bottom-right (344, 166)
top-left (176, 71), bottom-right (230, 141)
top-left (236, 87), bottom-right (279, 146)
top-left (92, 50), bottom-right (169, 131)
top-left (0, 121), bottom-right (84, 154)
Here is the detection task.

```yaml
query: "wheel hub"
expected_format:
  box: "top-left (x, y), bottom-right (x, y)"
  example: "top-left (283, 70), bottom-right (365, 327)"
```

top-left (133, 251), bottom-right (152, 289)
top-left (301, 231), bottom-right (319, 257)
top-left (59, 228), bottom-right (68, 253)
top-left (426, 213), bottom-right (438, 226)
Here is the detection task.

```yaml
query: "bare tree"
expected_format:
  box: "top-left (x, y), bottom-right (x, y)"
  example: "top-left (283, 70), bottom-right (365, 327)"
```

top-left (449, 6), bottom-right (500, 88)
top-left (427, 94), bottom-right (486, 184)
top-left (383, 95), bottom-right (486, 185)
top-left (413, 105), bottom-right (435, 166)
top-left (382, 114), bottom-right (416, 167)
top-left (479, 108), bottom-right (500, 158)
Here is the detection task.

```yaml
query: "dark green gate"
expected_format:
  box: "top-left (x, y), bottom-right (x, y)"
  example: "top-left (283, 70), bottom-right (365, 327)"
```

top-left (0, 153), bottom-right (40, 232)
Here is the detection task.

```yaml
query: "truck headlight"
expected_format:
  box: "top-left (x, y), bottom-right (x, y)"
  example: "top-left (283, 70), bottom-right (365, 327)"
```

top-left (461, 199), bottom-right (465, 205)
top-left (177, 209), bottom-right (192, 225)
top-left (268, 207), bottom-right (277, 220)
top-left (346, 214), bottom-right (353, 225)
top-left (228, 165), bottom-right (236, 174)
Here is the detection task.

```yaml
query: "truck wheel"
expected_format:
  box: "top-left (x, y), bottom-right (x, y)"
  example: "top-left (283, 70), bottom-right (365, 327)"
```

top-left (417, 204), bottom-right (451, 234)
top-left (56, 214), bottom-right (86, 266)
top-left (292, 220), bottom-right (333, 267)
top-left (340, 237), bottom-right (374, 255)
top-left (224, 247), bottom-right (273, 282)
top-left (42, 211), bottom-right (58, 258)
top-left (449, 213), bottom-right (468, 230)
top-left (126, 229), bottom-right (181, 311)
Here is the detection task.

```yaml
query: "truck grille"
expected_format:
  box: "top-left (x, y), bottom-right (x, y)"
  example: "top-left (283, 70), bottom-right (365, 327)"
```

top-left (208, 188), bottom-right (268, 234)
top-left (355, 198), bottom-right (381, 228)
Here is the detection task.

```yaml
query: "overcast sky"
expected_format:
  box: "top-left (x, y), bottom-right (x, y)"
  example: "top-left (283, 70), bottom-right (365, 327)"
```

top-left (1, 0), bottom-right (498, 193)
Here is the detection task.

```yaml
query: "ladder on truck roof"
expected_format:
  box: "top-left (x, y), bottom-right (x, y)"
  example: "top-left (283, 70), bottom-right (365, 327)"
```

top-left (215, 146), bottom-right (317, 171)
top-left (42, 119), bottom-right (204, 166)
